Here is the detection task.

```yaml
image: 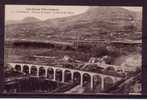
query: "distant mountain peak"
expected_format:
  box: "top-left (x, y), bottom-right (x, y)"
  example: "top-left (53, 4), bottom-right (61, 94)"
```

top-left (22, 17), bottom-right (41, 23)
top-left (6, 17), bottom-right (41, 25)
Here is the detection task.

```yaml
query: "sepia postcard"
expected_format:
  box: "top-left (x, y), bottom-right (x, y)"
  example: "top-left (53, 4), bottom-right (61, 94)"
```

top-left (4, 5), bottom-right (142, 95)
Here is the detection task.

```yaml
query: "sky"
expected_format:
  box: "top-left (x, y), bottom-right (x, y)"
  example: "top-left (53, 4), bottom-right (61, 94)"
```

top-left (5, 5), bottom-right (143, 21)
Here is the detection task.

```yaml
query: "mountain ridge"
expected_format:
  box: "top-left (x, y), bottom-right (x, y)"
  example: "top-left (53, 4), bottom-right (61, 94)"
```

top-left (5, 7), bottom-right (142, 41)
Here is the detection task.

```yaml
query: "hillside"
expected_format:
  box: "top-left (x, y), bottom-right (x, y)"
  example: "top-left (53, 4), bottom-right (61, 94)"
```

top-left (5, 6), bottom-right (142, 41)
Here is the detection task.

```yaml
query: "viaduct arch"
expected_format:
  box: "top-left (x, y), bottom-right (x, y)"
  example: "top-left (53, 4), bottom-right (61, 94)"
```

top-left (8, 63), bottom-right (122, 91)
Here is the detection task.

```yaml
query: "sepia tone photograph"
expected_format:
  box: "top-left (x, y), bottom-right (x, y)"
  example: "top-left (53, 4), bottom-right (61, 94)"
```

top-left (4, 5), bottom-right (142, 95)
